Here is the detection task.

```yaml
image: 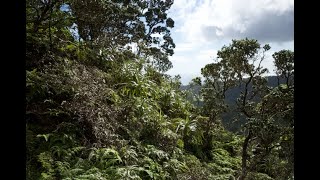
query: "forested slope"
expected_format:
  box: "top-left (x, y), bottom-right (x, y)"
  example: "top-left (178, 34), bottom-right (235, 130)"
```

top-left (182, 76), bottom-right (293, 132)
top-left (26, 1), bottom-right (293, 179)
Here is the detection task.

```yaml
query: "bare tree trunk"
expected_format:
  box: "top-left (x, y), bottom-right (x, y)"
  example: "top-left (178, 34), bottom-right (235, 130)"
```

top-left (238, 131), bottom-right (252, 180)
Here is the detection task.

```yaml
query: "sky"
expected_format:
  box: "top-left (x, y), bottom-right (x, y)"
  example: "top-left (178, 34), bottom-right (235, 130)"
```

top-left (166, 0), bottom-right (294, 85)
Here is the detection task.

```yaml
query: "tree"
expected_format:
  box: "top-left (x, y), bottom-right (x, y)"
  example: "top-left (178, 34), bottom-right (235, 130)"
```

top-left (250, 84), bottom-right (294, 179)
top-left (201, 38), bottom-right (270, 131)
top-left (68, 0), bottom-right (175, 72)
top-left (26, 0), bottom-right (74, 69)
top-left (200, 39), bottom-right (293, 179)
top-left (185, 77), bottom-right (203, 108)
top-left (273, 50), bottom-right (294, 87)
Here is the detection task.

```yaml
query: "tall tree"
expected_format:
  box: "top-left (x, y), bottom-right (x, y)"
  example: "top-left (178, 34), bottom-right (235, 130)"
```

top-left (200, 40), bottom-right (294, 179)
top-left (273, 50), bottom-right (294, 87)
top-left (69, 0), bottom-right (175, 71)
top-left (26, 0), bottom-right (74, 69)
top-left (201, 38), bottom-right (291, 179)
top-left (201, 38), bottom-right (270, 126)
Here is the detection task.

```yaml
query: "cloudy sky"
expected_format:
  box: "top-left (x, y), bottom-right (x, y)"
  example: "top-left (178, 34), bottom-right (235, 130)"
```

top-left (166, 0), bottom-right (294, 84)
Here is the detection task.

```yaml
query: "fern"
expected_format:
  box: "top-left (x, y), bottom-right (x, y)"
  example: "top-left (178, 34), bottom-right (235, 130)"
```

top-left (144, 145), bottom-right (169, 162)
top-left (88, 148), bottom-right (123, 169)
top-left (38, 151), bottom-right (55, 180)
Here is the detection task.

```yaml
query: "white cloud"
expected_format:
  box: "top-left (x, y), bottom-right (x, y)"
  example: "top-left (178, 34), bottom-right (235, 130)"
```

top-left (167, 0), bottom-right (294, 84)
top-left (174, 43), bottom-right (194, 52)
top-left (170, 0), bottom-right (293, 43)
top-left (197, 49), bottom-right (217, 61)
top-left (167, 48), bottom-right (218, 84)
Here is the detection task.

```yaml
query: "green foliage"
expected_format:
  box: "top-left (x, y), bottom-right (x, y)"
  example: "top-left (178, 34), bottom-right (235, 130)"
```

top-left (38, 151), bottom-right (55, 179)
top-left (68, 0), bottom-right (175, 72)
top-left (26, 53), bottom-right (245, 179)
top-left (246, 172), bottom-right (274, 180)
top-left (273, 50), bottom-right (294, 87)
top-left (26, 0), bottom-right (293, 179)
top-left (198, 39), bottom-right (293, 180)
top-left (177, 155), bottom-right (211, 180)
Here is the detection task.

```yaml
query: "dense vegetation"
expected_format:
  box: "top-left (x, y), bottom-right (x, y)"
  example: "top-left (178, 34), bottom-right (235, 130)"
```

top-left (183, 76), bottom-right (292, 132)
top-left (26, 0), bottom-right (294, 179)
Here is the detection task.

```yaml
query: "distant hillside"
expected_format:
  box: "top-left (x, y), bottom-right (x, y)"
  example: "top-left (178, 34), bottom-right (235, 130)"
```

top-left (181, 76), bottom-right (290, 132)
